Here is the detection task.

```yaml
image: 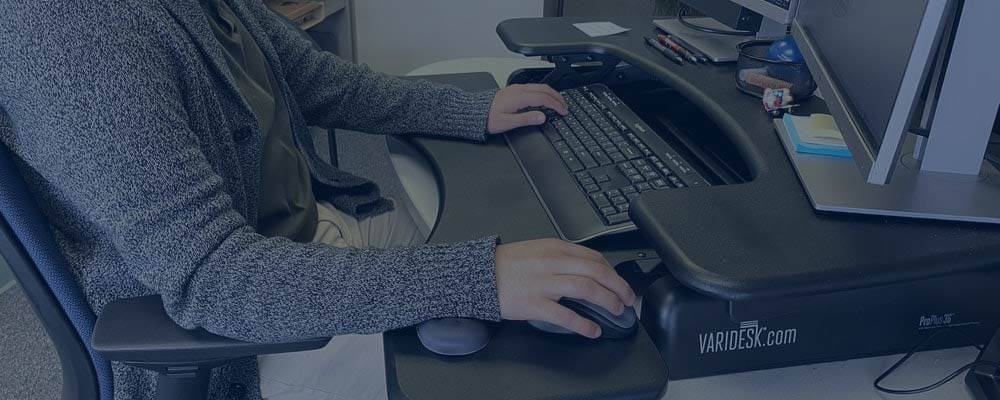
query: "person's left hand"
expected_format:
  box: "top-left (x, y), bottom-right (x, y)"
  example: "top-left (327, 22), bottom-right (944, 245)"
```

top-left (487, 84), bottom-right (569, 134)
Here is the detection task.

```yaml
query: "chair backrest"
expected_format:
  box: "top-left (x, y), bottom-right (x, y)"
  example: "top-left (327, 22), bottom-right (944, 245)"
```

top-left (0, 135), bottom-right (113, 399)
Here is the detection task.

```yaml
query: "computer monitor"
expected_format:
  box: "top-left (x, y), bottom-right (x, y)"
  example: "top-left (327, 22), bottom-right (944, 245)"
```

top-left (656, 0), bottom-right (793, 63)
top-left (775, 0), bottom-right (1000, 224)
top-left (730, 0), bottom-right (798, 24)
top-left (794, 0), bottom-right (950, 185)
top-left (682, 0), bottom-right (798, 31)
top-left (681, 0), bottom-right (765, 32)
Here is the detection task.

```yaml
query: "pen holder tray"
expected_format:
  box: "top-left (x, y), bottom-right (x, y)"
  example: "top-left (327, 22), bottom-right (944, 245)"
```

top-left (736, 40), bottom-right (816, 100)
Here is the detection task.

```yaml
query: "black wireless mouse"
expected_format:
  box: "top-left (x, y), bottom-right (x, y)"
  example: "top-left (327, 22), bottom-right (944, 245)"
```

top-left (528, 298), bottom-right (638, 339)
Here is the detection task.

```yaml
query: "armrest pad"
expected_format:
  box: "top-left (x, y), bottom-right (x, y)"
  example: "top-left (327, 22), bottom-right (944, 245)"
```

top-left (92, 296), bottom-right (330, 363)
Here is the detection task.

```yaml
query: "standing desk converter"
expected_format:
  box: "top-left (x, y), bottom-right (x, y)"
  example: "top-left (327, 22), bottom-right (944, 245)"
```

top-left (384, 17), bottom-right (1000, 400)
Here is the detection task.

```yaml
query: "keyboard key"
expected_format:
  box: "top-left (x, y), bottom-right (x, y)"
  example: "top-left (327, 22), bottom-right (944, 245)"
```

top-left (575, 172), bottom-right (591, 180)
top-left (633, 159), bottom-right (648, 166)
top-left (606, 213), bottom-right (630, 225)
top-left (590, 193), bottom-right (612, 208)
top-left (668, 176), bottom-right (686, 188)
top-left (600, 207), bottom-right (618, 216)
top-left (620, 144), bottom-right (642, 160)
top-left (660, 168), bottom-right (674, 177)
top-left (611, 196), bottom-right (627, 205)
top-left (608, 152), bottom-right (626, 163)
top-left (623, 168), bottom-right (639, 176)
top-left (637, 182), bottom-right (653, 192)
top-left (584, 184), bottom-right (601, 193)
top-left (580, 177), bottom-right (595, 186)
top-left (626, 193), bottom-right (640, 201)
top-left (578, 153), bottom-right (598, 169)
top-left (596, 174), bottom-right (612, 183)
top-left (543, 128), bottom-right (561, 142)
top-left (592, 151), bottom-right (612, 166)
top-left (606, 189), bottom-right (623, 198)
top-left (643, 171), bottom-right (660, 180)
top-left (617, 203), bottom-right (630, 213)
top-left (563, 156), bottom-right (584, 172)
top-left (637, 165), bottom-right (654, 173)
top-left (652, 179), bottom-right (670, 189)
top-left (622, 186), bottom-right (637, 194)
top-left (628, 174), bottom-right (645, 184)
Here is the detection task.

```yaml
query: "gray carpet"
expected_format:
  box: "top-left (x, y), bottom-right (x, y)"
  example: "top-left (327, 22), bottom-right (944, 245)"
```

top-left (0, 284), bottom-right (62, 400)
top-left (0, 129), bottom-right (400, 399)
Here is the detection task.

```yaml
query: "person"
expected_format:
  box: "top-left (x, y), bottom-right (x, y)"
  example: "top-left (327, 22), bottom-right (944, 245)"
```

top-left (0, 1), bottom-right (636, 399)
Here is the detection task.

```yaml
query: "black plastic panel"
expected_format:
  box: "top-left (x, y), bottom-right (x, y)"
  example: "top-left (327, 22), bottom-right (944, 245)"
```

top-left (499, 17), bottom-right (1000, 300)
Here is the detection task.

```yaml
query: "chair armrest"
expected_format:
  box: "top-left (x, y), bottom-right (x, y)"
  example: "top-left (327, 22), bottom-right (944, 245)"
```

top-left (92, 295), bottom-right (330, 364)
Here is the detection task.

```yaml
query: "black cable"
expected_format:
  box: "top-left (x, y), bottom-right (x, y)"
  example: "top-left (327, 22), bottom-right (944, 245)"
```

top-left (677, 5), bottom-right (755, 37)
top-left (874, 328), bottom-right (1000, 395)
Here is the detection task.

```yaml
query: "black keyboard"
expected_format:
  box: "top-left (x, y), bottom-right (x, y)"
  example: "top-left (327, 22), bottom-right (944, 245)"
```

top-left (538, 85), bottom-right (710, 227)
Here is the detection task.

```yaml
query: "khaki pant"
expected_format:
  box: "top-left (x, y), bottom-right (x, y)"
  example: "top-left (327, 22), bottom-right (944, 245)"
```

top-left (258, 200), bottom-right (426, 400)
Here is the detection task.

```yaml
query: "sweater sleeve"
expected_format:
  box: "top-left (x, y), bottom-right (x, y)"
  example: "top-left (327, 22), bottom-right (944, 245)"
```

top-left (243, 1), bottom-right (497, 142)
top-left (0, 4), bottom-right (501, 342)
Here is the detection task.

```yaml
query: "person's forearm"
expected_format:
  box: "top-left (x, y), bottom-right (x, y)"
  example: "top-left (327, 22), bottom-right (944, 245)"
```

top-left (246, 1), bottom-right (497, 140)
top-left (166, 229), bottom-right (502, 342)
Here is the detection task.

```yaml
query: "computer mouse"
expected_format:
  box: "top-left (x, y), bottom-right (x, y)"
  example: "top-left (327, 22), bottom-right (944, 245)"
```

top-left (416, 318), bottom-right (490, 356)
top-left (528, 298), bottom-right (638, 339)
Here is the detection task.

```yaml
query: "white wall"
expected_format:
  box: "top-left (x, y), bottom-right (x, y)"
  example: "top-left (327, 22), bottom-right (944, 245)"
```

top-left (354, 1), bottom-right (544, 75)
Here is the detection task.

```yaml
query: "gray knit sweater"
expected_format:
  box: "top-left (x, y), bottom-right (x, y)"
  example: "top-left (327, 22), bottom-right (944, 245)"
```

top-left (0, 1), bottom-right (501, 399)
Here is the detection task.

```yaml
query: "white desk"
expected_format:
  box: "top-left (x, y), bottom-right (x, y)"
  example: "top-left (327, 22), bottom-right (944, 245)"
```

top-left (407, 57), bottom-right (983, 400)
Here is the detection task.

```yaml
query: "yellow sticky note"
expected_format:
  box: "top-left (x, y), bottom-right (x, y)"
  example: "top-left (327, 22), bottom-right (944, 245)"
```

top-left (802, 114), bottom-right (845, 146)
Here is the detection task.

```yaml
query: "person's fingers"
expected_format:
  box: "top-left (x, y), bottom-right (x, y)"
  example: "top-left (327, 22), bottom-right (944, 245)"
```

top-left (549, 275), bottom-right (625, 316)
top-left (553, 259), bottom-right (635, 307)
top-left (492, 111), bottom-right (546, 133)
top-left (556, 241), bottom-right (611, 267)
top-left (521, 84), bottom-right (568, 113)
top-left (536, 300), bottom-right (602, 338)
top-left (513, 91), bottom-right (567, 115)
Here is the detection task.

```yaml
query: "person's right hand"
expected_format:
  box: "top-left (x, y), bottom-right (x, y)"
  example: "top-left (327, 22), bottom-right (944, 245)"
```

top-left (494, 238), bottom-right (636, 339)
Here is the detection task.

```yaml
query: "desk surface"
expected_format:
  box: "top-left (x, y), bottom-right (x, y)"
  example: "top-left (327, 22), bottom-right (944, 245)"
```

top-left (497, 17), bottom-right (1000, 301)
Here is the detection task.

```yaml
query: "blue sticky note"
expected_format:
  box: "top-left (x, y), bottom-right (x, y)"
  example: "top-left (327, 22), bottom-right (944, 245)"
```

top-left (782, 114), bottom-right (852, 158)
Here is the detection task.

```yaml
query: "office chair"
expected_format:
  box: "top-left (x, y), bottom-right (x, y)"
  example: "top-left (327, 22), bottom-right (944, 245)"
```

top-left (0, 133), bottom-right (330, 399)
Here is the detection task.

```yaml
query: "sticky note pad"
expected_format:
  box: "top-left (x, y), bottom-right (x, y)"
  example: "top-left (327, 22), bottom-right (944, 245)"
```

top-left (573, 22), bottom-right (631, 38)
top-left (782, 114), bottom-right (852, 158)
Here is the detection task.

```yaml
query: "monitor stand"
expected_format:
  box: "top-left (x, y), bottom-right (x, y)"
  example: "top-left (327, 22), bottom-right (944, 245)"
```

top-left (774, 121), bottom-right (1000, 224)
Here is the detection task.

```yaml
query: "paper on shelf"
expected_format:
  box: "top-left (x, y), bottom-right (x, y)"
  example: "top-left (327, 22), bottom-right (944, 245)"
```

top-left (573, 22), bottom-right (631, 38)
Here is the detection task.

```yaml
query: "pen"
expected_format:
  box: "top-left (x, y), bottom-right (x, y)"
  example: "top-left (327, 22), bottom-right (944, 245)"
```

top-left (657, 34), bottom-right (699, 64)
top-left (665, 33), bottom-right (708, 63)
top-left (644, 36), bottom-right (684, 65)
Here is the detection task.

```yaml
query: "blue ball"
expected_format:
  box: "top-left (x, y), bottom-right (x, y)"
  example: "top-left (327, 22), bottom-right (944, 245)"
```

top-left (767, 36), bottom-right (804, 62)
